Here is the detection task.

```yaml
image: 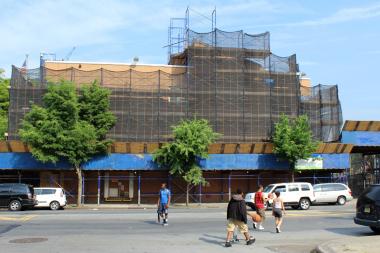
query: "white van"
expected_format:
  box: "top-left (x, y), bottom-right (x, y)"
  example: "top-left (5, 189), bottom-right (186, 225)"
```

top-left (34, 187), bottom-right (67, 210)
top-left (313, 183), bottom-right (353, 205)
top-left (245, 182), bottom-right (316, 210)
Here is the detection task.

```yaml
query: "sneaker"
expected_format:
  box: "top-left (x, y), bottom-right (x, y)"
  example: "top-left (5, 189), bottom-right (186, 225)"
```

top-left (163, 222), bottom-right (168, 226)
top-left (252, 222), bottom-right (257, 229)
top-left (258, 225), bottom-right (264, 230)
top-left (246, 237), bottom-right (256, 245)
top-left (225, 241), bottom-right (232, 247)
top-left (276, 227), bottom-right (281, 233)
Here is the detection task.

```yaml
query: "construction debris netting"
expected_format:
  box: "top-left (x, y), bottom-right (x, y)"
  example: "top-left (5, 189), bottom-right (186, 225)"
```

top-left (9, 29), bottom-right (342, 143)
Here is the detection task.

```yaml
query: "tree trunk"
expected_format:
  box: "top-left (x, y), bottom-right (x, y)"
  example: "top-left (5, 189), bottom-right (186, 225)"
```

top-left (186, 183), bottom-right (189, 207)
top-left (75, 166), bottom-right (83, 207)
top-left (290, 162), bottom-right (295, 182)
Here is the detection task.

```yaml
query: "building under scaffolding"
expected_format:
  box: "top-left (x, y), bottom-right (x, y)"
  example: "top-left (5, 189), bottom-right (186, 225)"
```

top-left (9, 27), bottom-right (342, 143)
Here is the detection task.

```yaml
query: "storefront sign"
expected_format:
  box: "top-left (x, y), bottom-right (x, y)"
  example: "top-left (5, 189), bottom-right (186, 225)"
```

top-left (296, 156), bottom-right (323, 170)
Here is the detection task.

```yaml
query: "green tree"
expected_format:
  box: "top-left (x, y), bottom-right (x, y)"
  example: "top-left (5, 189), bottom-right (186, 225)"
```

top-left (19, 81), bottom-right (116, 206)
top-left (273, 114), bottom-right (318, 182)
top-left (153, 119), bottom-right (220, 206)
top-left (0, 69), bottom-right (9, 140)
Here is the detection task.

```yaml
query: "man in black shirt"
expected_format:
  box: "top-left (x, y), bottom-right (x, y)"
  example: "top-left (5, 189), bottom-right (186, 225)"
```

top-left (225, 189), bottom-right (256, 247)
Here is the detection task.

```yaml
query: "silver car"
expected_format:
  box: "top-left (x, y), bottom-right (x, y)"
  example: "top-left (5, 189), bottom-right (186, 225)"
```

top-left (313, 183), bottom-right (353, 205)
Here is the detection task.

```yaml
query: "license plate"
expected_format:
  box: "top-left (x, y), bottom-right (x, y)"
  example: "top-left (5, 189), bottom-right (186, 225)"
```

top-left (364, 206), bottom-right (371, 213)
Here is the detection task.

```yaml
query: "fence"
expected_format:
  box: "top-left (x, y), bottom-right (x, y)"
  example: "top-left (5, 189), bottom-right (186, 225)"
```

top-left (348, 172), bottom-right (380, 197)
top-left (0, 171), bottom-right (355, 205)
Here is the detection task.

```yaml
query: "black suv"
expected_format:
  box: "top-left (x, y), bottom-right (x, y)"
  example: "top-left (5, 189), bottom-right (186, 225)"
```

top-left (0, 183), bottom-right (36, 211)
top-left (354, 184), bottom-right (380, 234)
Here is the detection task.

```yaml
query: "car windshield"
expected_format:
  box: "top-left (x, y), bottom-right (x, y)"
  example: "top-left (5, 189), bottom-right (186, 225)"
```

top-left (361, 185), bottom-right (380, 201)
top-left (263, 185), bottom-right (274, 193)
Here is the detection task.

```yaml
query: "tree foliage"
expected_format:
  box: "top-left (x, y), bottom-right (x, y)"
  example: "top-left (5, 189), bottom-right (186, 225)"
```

top-left (20, 81), bottom-right (116, 166)
top-left (273, 114), bottom-right (318, 178)
top-left (19, 81), bottom-right (116, 205)
top-left (153, 119), bottom-right (220, 196)
top-left (79, 84), bottom-right (116, 140)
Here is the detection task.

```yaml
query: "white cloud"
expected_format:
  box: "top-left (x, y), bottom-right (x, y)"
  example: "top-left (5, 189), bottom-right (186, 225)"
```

top-left (253, 2), bottom-right (380, 28)
top-left (298, 3), bottom-right (380, 26)
top-left (0, 0), bottom-right (183, 75)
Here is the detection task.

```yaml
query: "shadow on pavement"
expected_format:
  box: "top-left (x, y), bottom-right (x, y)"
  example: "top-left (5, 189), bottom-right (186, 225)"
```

top-left (143, 220), bottom-right (160, 225)
top-left (0, 224), bottom-right (21, 235)
top-left (325, 227), bottom-right (374, 236)
top-left (198, 234), bottom-right (225, 246)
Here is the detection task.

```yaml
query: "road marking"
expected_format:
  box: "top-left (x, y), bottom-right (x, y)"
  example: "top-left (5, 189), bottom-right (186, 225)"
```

top-left (285, 212), bottom-right (353, 217)
top-left (0, 215), bottom-right (37, 222)
top-left (224, 210), bottom-right (355, 217)
top-left (238, 210), bottom-right (355, 218)
top-left (0, 216), bottom-right (19, 221)
top-left (20, 215), bottom-right (37, 221)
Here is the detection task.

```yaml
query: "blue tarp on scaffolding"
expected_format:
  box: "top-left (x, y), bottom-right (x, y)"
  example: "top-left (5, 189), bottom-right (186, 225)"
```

top-left (341, 131), bottom-right (380, 146)
top-left (0, 152), bottom-right (349, 170)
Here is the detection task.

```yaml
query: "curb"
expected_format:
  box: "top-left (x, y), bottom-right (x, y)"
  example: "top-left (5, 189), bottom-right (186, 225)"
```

top-left (65, 204), bottom-right (227, 210)
top-left (311, 236), bottom-right (380, 253)
top-left (311, 245), bottom-right (334, 253)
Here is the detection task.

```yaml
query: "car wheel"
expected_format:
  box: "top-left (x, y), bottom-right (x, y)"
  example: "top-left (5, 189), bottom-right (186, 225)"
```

top-left (299, 198), bottom-right (311, 210)
top-left (370, 226), bottom-right (380, 234)
top-left (9, 200), bottom-right (22, 211)
top-left (50, 201), bottom-right (60, 211)
top-left (291, 205), bottom-right (299, 210)
top-left (337, 196), bottom-right (346, 205)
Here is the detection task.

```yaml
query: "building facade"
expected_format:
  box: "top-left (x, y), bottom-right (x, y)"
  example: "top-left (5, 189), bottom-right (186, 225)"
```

top-left (2, 24), bottom-right (366, 205)
top-left (9, 29), bottom-right (342, 143)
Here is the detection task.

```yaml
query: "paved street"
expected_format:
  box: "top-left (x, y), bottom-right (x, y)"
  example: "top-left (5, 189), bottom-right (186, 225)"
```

top-left (0, 202), bottom-right (374, 253)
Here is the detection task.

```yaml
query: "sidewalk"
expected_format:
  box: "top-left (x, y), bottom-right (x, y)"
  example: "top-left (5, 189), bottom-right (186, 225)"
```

top-left (67, 203), bottom-right (228, 209)
top-left (66, 200), bottom-right (357, 210)
top-left (313, 236), bottom-right (380, 253)
top-left (68, 200), bottom-right (356, 210)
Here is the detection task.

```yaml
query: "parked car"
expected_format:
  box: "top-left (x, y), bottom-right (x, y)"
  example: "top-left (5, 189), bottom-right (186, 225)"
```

top-left (313, 183), bottom-right (353, 205)
top-left (0, 183), bottom-right (37, 211)
top-left (354, 184), bottom-right (380, 234)
top-left (245, 182), bottom-right (316, 210)
top-left (34, 187), bottom-right (67, 210)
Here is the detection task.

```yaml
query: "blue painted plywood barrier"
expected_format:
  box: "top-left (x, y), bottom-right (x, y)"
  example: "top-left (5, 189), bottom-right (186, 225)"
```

top-left (0, 152), bottom-right (349, 171)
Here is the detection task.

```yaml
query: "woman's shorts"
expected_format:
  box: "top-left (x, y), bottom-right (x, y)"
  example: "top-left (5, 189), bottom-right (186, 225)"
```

top-left (273, 208), bottom-right (283, 218)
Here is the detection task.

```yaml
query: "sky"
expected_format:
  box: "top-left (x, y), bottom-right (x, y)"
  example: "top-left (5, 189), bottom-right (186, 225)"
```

top-left (0, 0), bottom-right (379, 121)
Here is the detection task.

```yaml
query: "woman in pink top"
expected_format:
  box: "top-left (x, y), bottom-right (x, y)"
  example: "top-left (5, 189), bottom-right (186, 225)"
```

top-left (272, 191), bottom-right (286, 233)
